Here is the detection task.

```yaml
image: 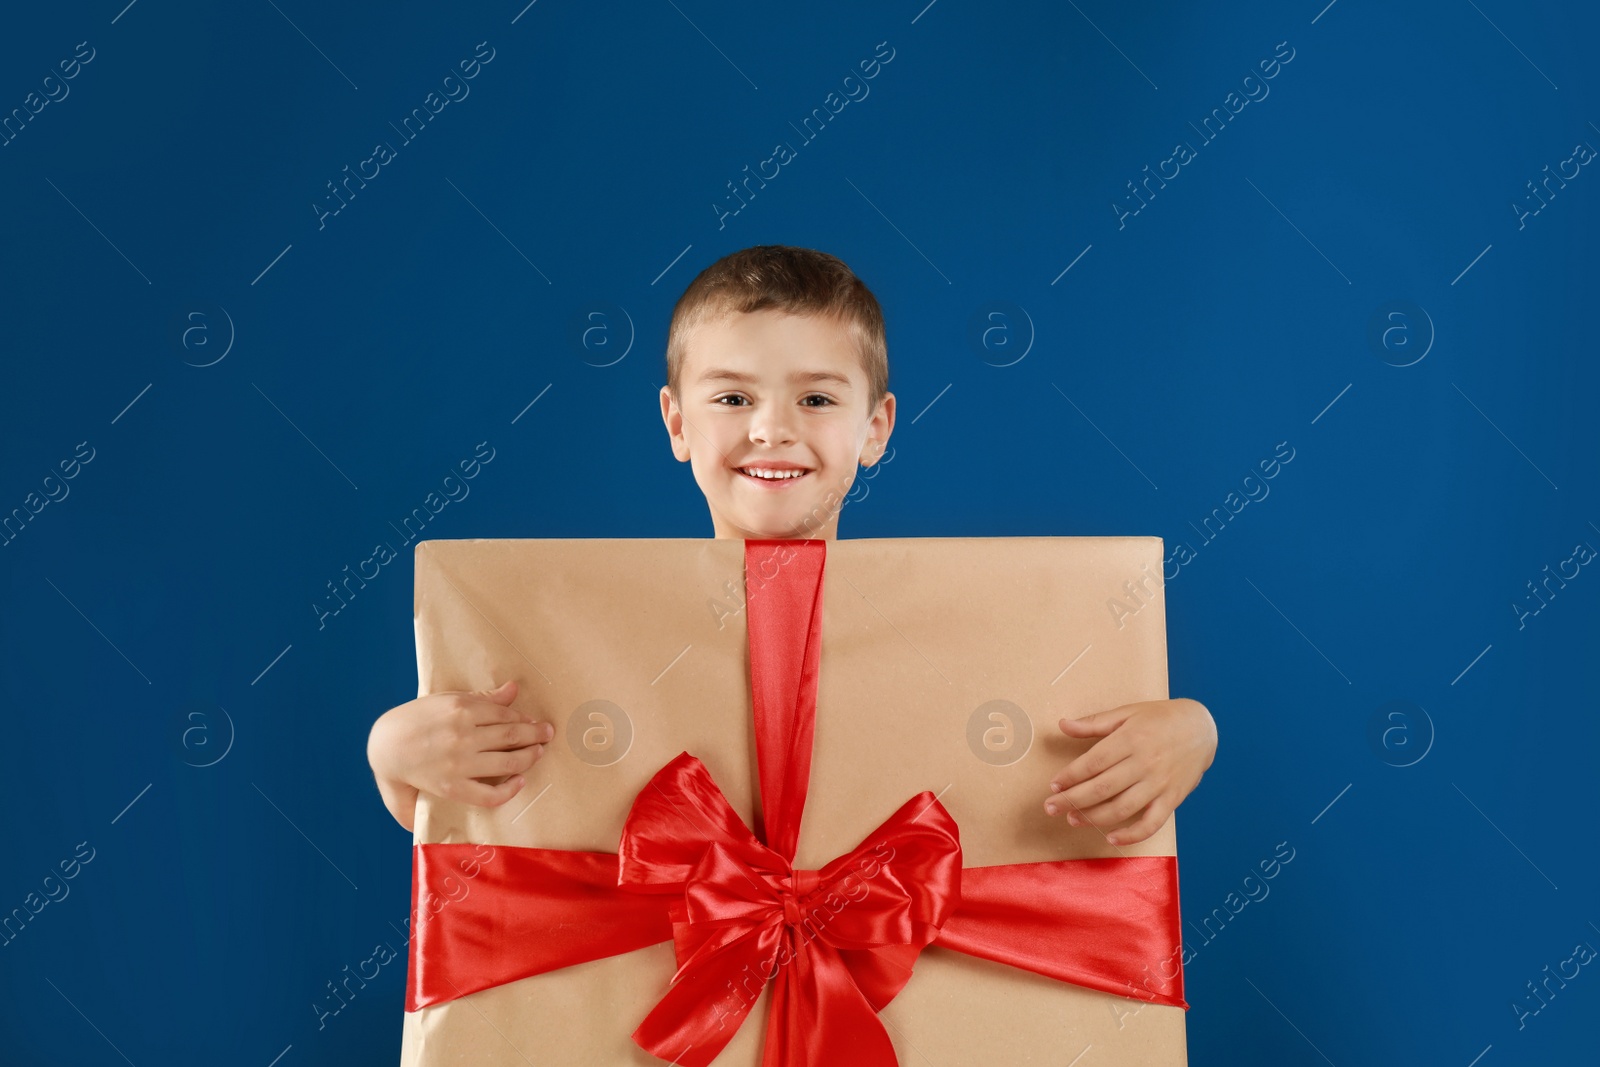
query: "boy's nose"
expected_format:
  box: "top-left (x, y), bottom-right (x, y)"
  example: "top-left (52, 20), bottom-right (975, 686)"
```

top-left (748, 407), bottom-right (798, 446)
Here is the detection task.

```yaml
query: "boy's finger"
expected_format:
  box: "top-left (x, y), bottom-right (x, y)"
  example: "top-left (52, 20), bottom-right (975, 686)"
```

top-left (477, 679), bottom-right (519, 705)
top-left (472, 695), bottom-right (535, 725)
top-left (467, 744), bottom-right (546, 780)
top-left (479, 720), bottom-right (553, 750)
top-left (1105, 801), bottom-right (1172, 847)
top-left (1071, 778), bottom-right (1161, 829)
top-left (448, 774), bottom-right (526, 808)
top-left (1057, 706), bottom-right (1133, 738)
top-left (1049, 756), bottom-right (1140, 814)
top-left (1050, 736), bottom-right (1131, 791)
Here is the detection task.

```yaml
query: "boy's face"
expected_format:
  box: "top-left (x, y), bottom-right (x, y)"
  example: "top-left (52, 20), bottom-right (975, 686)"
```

top-left (660, 309), bottom-right (894, 540)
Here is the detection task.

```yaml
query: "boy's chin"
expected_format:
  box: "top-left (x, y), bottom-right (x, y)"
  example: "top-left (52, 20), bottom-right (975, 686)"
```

top-left (720, 502), bottom-right (827, 540)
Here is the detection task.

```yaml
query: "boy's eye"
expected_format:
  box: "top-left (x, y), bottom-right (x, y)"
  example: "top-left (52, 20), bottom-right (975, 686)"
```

top-left (712, 394), bottom-right (835, 407)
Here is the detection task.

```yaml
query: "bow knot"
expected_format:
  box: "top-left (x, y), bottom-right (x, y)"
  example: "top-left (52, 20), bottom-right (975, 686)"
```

top-left (616, 752), bottom-right (963, 1067)
top-left (780, 871), bottom-right (814, 928)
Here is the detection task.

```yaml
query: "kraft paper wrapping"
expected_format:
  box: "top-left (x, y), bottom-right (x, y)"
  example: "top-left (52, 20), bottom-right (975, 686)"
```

top-left (399, 536), bottom-right (1186, 1065)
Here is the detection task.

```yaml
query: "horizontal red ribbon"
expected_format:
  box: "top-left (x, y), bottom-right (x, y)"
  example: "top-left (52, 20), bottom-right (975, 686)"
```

top-left (406, 539), bottom-right (1186, 1066)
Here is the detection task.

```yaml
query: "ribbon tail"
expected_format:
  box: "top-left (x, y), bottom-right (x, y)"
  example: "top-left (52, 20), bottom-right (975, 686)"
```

top-left (633, 921), bottom-right (783, 1067)
top-left (933, 857), bottom-right (1188, 1009)
top-left (834, 945), bottom-right (920, 1012)
top-left (407, 844), bottom-right (673, 1011)
top-left (762, 938), bottom-right (899, 1067)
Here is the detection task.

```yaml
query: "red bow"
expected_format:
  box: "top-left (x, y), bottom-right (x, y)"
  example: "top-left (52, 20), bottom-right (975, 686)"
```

top-left (616, 751), bottom-right (963, 1066)
top-left (405, 539), bottom-right (1187, 1067)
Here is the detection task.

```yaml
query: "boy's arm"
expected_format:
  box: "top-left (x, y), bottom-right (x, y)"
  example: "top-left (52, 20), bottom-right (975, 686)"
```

top-left (370, 750), bottom-right (421, 833)
top-left (1044, 697), bottom-right (1217, 846)
top-left (367, 682), bottom-right (552, 835)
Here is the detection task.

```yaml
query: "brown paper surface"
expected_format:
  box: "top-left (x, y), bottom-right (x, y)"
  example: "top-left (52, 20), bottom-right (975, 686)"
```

top-left (399, 536), bottom-right (1187, 1065)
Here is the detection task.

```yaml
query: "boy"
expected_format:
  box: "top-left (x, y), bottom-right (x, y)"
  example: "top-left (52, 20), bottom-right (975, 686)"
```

top-left (367, 245), bottom-right (1217, 846)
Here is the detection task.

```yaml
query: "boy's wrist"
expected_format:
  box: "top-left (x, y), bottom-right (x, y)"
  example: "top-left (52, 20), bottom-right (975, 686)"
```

top-left (368, 708), bottom-right (420, 831)
top-left (374, 773), bottom-right (420, 832)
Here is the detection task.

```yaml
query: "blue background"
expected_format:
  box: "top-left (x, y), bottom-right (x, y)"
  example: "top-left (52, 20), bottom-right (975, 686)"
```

top-left (2, 1), bottom-right (1595, 1063)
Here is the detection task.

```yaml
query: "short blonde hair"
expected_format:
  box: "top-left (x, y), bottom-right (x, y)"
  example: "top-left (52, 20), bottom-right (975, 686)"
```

top-left (665, 245), bottom-right (888, 412)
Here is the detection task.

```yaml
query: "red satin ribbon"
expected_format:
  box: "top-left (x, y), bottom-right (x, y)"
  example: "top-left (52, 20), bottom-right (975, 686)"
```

top-left (406, 539), bottom-right (1187, 1067)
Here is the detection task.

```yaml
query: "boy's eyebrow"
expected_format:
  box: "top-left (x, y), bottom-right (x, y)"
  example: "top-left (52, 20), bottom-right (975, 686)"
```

top-left (697, 368), bottom-right (854, 389)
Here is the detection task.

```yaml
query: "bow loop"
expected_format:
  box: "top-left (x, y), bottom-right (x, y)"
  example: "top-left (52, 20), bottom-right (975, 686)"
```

top-left (619, 752), bottom-right (965, 1067)
top-left (619, 752), bottom-right (779, 892)
top-left (797, 791), bottom-right (963, 955)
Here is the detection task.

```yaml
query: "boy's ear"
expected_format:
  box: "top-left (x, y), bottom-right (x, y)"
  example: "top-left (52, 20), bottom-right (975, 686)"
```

top-left (860, 391), bottom-right (896, 467)
top-left (659, 385), bottom-right (691, 462)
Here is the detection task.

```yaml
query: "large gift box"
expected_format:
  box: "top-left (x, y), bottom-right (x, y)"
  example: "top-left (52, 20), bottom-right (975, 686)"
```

top-left (400, 537), bottom-right (1188, 1065)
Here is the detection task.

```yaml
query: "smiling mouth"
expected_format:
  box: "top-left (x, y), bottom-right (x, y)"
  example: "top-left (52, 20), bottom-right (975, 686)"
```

top-left (735, 466), bottom-right (813, 487)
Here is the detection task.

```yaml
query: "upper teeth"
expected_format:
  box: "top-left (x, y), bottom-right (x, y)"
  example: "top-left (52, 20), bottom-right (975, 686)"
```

top-left (741, 467), bottom-right (805, 479)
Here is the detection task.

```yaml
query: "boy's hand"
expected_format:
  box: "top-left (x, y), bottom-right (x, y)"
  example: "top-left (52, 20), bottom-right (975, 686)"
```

top-left (1044, 698), bottom-right (1216, 847)
top-left (366, 679), bottom-right (553, 832)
